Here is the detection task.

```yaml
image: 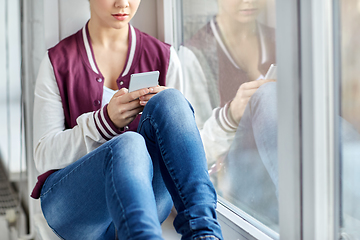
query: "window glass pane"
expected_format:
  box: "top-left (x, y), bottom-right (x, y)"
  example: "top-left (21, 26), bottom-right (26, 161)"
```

top-left (178, 0), bottom-right (278, 232)
top-left (340, 0), bottom-right (360, 238)
top-left (0, 0), bottom-right (23, 175)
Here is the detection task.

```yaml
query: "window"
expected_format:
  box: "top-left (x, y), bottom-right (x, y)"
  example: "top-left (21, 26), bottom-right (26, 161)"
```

top-left (0, 0), bottom-right (23, 179)
top-left (175, 0), bottom-right (279, 236)
top-left (339, 0), bottom-right (360, 238)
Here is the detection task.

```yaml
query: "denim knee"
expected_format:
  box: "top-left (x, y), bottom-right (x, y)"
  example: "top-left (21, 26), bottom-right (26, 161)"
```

top-left (109, 132), bottom-right (146, 150)
top-left (148, 88), bottom-right (194, 114)
top-left (106, 132), bottom-right (151, 170)
top-left (154, 88), bottom-right (183, 101)
top-left (253, 81), bottom-right (276, 100)
top-left (249, 81), bottom-right (277, 109)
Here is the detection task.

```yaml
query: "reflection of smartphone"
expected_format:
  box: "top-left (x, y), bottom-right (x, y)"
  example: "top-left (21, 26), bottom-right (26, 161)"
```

top-left (264, 64), bottom-right (277, 80)
top-left (129, 71), bottom-right (160, 92)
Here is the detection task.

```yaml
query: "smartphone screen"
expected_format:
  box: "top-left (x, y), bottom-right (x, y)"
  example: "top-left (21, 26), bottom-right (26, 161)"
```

top-left (129, 71), bottom-right (160, 92)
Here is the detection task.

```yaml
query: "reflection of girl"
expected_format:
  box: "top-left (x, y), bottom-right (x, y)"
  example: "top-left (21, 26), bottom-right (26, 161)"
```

top-left (179, 0), bottom-right (279, 227)
top-left (31, 0), bottom-right (223, 239)
top-left (180, 0), bottom-right (275, 165)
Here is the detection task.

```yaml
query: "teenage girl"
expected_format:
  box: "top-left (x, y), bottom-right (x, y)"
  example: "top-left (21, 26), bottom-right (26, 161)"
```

top-left (31, 0), bottom-right (223, 239)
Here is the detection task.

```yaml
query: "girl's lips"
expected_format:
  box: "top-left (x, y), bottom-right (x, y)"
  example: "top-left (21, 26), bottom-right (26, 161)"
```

top-left (239, 8), bottom-right (258, 15)
top-left (112, 13), bottom-right (129, 21)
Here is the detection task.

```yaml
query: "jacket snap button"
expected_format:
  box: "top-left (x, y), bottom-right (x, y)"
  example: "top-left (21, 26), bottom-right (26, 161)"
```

top-left (94, 100), bottom-right (101, 106)
top-left (124, 126), bottom-right (129, 130)
top-left (96, 78), bottom-right (103, 83)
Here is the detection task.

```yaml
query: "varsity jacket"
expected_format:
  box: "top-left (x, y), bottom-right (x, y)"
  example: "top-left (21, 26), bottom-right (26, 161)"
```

top-left (31, 23), bottom-right (182, 199)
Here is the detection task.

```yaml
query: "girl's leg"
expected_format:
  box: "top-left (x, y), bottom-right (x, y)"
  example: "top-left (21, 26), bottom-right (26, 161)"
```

top-left (40, 132), bottom-right (171, 240)
top-left (248, 82), bottom-right (278, 194)
top-left (138, 88), bottom-right (223, 240)
top-left (227, 82), bottom-right (278, 190)
top-left (220, 82), bottom-right (279, 224)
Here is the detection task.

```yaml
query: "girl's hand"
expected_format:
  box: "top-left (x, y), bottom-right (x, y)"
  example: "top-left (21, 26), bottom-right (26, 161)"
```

top-left (229, 79), bottom-right (275, 124)
top-left (107, 88), bottom-right (150, 129)
top-left (138, 85), bottom-right (168, 106)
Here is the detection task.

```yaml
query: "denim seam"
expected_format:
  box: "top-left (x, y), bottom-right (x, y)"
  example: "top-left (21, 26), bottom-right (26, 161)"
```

top-left (149, 116), bottom-right (196, 237)
top-left (152, 117), bottom-right (189, 208)
top-left (139, 115), bottom-right (191, 220)
top-left (108, 146), bottom-right (132, 240)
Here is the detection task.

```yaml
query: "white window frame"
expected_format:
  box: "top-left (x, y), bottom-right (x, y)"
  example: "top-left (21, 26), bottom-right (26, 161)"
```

top-left (276, 1), bottom-right (302, 239)
top-left (156, 0), bottom-right (183, 48)
top-left (301, 0), bottom-right (341, 239)
top-left (156, 0), bottom-right (174, 45)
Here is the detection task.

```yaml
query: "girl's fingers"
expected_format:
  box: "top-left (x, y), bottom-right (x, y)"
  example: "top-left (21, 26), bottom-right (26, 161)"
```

top-left (121, 105), bottom-right (144, 119)
top-left (116, 99), bottom-right (142, 114)
top-left (149, 86), bottom-right (167, 94)
top-left (241, 79), bottom-right (276, 90)
top-left (139, 93), bottom-right (156, 102)
top-left (113, 87), bottom-right (128, 97)
top-left (242, 88), bottom-right (259, 98)
top-left (114, 88), bottom-right (150, 102)
top-left (139, 86), bottom-right (167, 103)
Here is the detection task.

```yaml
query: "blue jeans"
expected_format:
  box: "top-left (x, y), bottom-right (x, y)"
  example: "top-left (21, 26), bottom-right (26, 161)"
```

top-left (40, 89), bottom-right (223, 240)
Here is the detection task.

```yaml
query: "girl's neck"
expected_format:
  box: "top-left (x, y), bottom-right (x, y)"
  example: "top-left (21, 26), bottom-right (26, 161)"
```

top-left (88, 19), bottom-right (129, 49)
top-left (216, 15), bottom-right (257, 41)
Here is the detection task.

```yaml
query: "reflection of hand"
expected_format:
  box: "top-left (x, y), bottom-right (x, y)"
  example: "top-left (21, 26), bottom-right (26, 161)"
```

top-left (139, 85), bottom-right (168, 106)
top-left (107, 88), bottom-right (150, 129)
top-left (229, 79), bottom-right (276, 124)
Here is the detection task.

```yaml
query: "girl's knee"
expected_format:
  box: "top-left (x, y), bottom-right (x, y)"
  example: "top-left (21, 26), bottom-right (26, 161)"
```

top-left (256, 81), bottom-right (276, 96)
top-left (109, 132), bottom-right (152, 172)
top-left (109, 132), bottom-right (149, 162)
top-left (156, 88), bottom-right (183, 99)
top-left (155, 89), bottom-right (185, 106)
top-left (251, 81), bottom-right (277, 106)
top-left (112, 132), bottom-right (145, 149)
top-left (150, 88), bottom-right (193, 114)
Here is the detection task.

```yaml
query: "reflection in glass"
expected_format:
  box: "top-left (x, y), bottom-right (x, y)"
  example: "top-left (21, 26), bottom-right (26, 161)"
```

top-left (340, 0), bottom-right (360, 238)
top-left (178, 0), bottom-right (279, 231)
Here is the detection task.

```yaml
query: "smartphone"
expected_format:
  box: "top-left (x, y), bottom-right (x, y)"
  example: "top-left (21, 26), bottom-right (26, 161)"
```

top-left (264, 64), bottom-right (277, 80)
top-left (128, 71), bottom-right (160, 92)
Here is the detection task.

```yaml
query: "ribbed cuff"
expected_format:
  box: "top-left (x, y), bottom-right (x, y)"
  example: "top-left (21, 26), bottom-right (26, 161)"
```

top-left (224, 101), bottom-right (239, 128)
top-left (93, 104), bottom-right (123, 140)
top-left (216, 102), bottom-right (238, 132)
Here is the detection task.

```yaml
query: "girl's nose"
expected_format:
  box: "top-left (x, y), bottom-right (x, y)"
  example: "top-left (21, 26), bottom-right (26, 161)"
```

top-left (114, 0), bottom-right (129, 8)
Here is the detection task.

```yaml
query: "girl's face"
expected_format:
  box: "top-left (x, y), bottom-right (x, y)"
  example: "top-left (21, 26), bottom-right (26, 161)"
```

top-left (218, 0), bottom-right (267, 23)
top-left (89, 0), bottom-right (141, 29)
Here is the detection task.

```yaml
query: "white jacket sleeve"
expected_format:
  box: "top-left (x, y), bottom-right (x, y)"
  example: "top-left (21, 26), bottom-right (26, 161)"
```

top-left (177, 46), bottom-right (237, 167)
top-left (165, 46), bottom-right (183, 92)
top-left (33, 53), bottom-right (108, 174)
